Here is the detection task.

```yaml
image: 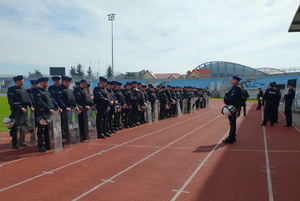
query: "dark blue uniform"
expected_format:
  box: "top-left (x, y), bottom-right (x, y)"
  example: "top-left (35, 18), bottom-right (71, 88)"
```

top-left (73, 86), bottom-right (93, 141)
top-left (93, 86), bottom-right (110, 138)
top-left (33, 87), bottom-right (58, 150)
top-left (224, 85), bottom-right (242, 141)
top-left (256, 89), bottom-right (264, 110)
top-left (284, 88), bottom-right (295, 126)
top-left (7, 85), bottom-right (33, 147)
top-left (261, 88), bottom-right (278, 126)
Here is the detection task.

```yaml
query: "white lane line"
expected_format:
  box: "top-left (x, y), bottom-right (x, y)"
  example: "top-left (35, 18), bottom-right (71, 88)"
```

top-left (279, 110), bottom-right (300, 133)
top-left (0, 153), bottom-right (48, 167)
top-left (169, 116), bottom-right (243, 201)
top-left (71, 114), bottom-right (223, 201)
top-left (170, 130), bottom-right (229, 201)
top-left (0, 109), bottom-right (218, 192)
top-left (261, 111), bottom-right (274, 201)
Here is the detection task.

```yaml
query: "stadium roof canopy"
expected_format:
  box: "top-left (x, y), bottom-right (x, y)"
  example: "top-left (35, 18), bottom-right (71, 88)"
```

top-left (196, 61), bottom-right (266, 77)
top-left (256, 67), bottom-right (285, 74)
top-left (288, 4), bottom-right (300, 32)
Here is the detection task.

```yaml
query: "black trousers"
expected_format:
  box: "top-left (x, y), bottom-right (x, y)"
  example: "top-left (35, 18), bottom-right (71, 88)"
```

top-left (285, 106), bottom-right (292, 126)
top-left (96, 109), bottom-right (108, 135)
top-left (228, 115), bottom-right (237, 138)
top-left (10, 110), bottom-right (27, 145)
top-left (61, 111), bottom-right (70, 141)
top-left (37, 123), bottom-right (50, 149)
top-left (262, 106), bottom-right (275, 124)
top-left (257, 100), bottom-right (262, 109)
top-left (78, 109), bottom-right (89, 141)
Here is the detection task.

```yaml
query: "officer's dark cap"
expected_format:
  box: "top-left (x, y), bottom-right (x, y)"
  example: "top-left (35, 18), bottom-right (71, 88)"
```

top-left (269, 82), bottom-right (275, 87)
top-left (232, 76), bottom-right (241, 81)
top-left (288, 80), bottom-right (296, 87)
top-left (80, 79), bottom-right (87, 83)
top-left (141, 84), bottom-right (147, 88)
top-left (161, 86), bottom-right (166, 89)
top-left (126, 82), bottom-right (132, 85)
top-left (131, 81), bottom-right (137, 84)
top-left (75, 82), bottom-right (80, 86)
top-left (156, 85), bottom-right (161, 88)
top-left (258, 88), bottom-right (262, 89)
top-left (30, 80), bottom-right (39, 85)
top-left (51, 76), bottom-right (60, 81)
top-left (99, 76), bottom-right (107, 82)
top-left (38, 77), bottom-right (49, 83)
top-left (116, 82), bottom-right (122, 86)
top-left (62, 75), bottom-right (72, 82)
top-left (171, 86), bottom-right (175, 89)
top-left (13, 75), bottom-right (23, 82)
top-left (87, 84), bottom-right (90, 87)
top-left (137, 82), bottom-right (141, 85)
top-left (111, 81), bottom-right (118, 85)
top-left (107, 81), bottom-right (113, 85)
top-left (149, 85), bottom-right (154, 89)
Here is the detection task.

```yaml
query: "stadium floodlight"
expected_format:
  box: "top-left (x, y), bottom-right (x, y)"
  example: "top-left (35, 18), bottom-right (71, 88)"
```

top-left (108, 14), bottom-right (116, 79)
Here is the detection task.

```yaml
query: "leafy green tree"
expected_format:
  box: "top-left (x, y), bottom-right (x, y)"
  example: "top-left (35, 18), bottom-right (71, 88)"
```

top-left (76, 63), bottom-right (85, 78)
top-left (87, 66), bottom-right (93, 79)
top-left (106, 65), bottom-right (113, 79)
top-left (70, 66), bottom-right (76, 77)
top-left (28, 70), bottom-right (43, 78)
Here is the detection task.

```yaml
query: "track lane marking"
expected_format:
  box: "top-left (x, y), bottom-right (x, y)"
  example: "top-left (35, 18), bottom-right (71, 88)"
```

top-left (261, 110), bottom-right (274, 201)
top-left (71, 114), bottom-right (223, 201)
top-left (0, 108), bottom-right (218, 192)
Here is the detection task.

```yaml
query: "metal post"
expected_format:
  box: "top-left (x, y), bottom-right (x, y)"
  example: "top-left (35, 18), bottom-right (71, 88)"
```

top-left (107, 14), bottom-right (115, 80)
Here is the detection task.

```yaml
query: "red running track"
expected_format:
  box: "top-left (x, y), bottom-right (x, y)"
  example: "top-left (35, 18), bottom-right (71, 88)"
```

top-left (1, 99), bottom-right (300, 201)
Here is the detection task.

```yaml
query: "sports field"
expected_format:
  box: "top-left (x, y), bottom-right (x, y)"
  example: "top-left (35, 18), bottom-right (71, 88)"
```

top-left (1, 99), bottom-right (300, 201)
top-left (0, 97), bottom-right (10, 132)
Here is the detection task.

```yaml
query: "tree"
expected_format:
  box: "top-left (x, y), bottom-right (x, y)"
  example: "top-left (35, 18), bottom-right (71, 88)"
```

top-left (106, 65), bottom-right (113, 79)
top-left (87, 66), bottom-right (93, 79)
top-left (70, 66), bottom-right (76, 77)
top-left (76, 63), bottom-right (85, 78)
top-left (28, 69), bottom-right (43, 78)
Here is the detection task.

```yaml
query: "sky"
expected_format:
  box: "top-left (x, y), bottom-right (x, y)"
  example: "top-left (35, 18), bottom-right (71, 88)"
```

top-left (0, 0), bottom-right (299, 77)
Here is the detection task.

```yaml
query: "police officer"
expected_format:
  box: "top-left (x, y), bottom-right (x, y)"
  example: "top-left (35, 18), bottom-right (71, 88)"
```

top-left (283, 81), bottom-right (295, 127)
top-left (273, 83), bottom-right (281, 124)
top-left (73, 79), bottom-right (93, 141)
top-left (106, 81), bottom-right (117, 134)
top-left (7, 75), bottom-right (34, 149)
top-left (54, 75), bottom-right (81, 143)
top-left (261, 83), bottom-right (278, 126)
top-left (223, 76), bottom-right (242, 144)
top-left (256, 88), bottom-right (264, 110)
top-left (26, 80), bottom-right (39, 134)
top-left (93, 77), bottom-right (112, 138)
top-left (33, 77), bottom-right (61, 152)
top-left (114, 82), bottom-right (125, 130)
top-left (237, 86), bottom-right (249, 117)
top-left (48, 76), bottom-right (61, 97)
top-left (122, 82), bottom-right (133, 128)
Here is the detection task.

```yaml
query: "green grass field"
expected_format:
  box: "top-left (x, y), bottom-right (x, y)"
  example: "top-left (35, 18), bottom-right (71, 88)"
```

top-left (0, 96), bottom-right (10, 132)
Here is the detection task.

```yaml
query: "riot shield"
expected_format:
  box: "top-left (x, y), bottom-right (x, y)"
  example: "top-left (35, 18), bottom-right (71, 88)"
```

top-left (49, 111), bottom-right (63, 153)
top-left (88, 110), bottom-right (97, 141)
top-left (192, 98), bottom-right (197, 113)
top-left (18, 111), bottom-right (30, 146)
top-left (68, 109), bottom-right (80, 144)
top-left (182, 99), bottom-right (188, 114)
top-left (27, 110), bottom-right (36, 145)
top-left (153, 102), bottom-right (159, 122)
top-left (177, 101), bottom-right (182, 117)
top-left (146, 102), bottom-right (152, 124)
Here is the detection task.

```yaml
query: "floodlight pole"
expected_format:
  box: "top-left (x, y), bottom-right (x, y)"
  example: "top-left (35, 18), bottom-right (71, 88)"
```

top-left (108, 13), bottom-right (115, 80)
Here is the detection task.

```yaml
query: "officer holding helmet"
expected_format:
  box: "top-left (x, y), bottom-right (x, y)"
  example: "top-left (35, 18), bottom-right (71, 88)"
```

top-left (33, 77), bottom-right (61, 152)
top-left (7, 75), bottom-right (34, 149)
top-left (223, 76), bottom-right (242, 144)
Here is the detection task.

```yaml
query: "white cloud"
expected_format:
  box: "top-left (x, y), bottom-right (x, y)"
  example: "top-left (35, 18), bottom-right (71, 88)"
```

top-left (0, 0), bottom-right (299, 76)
